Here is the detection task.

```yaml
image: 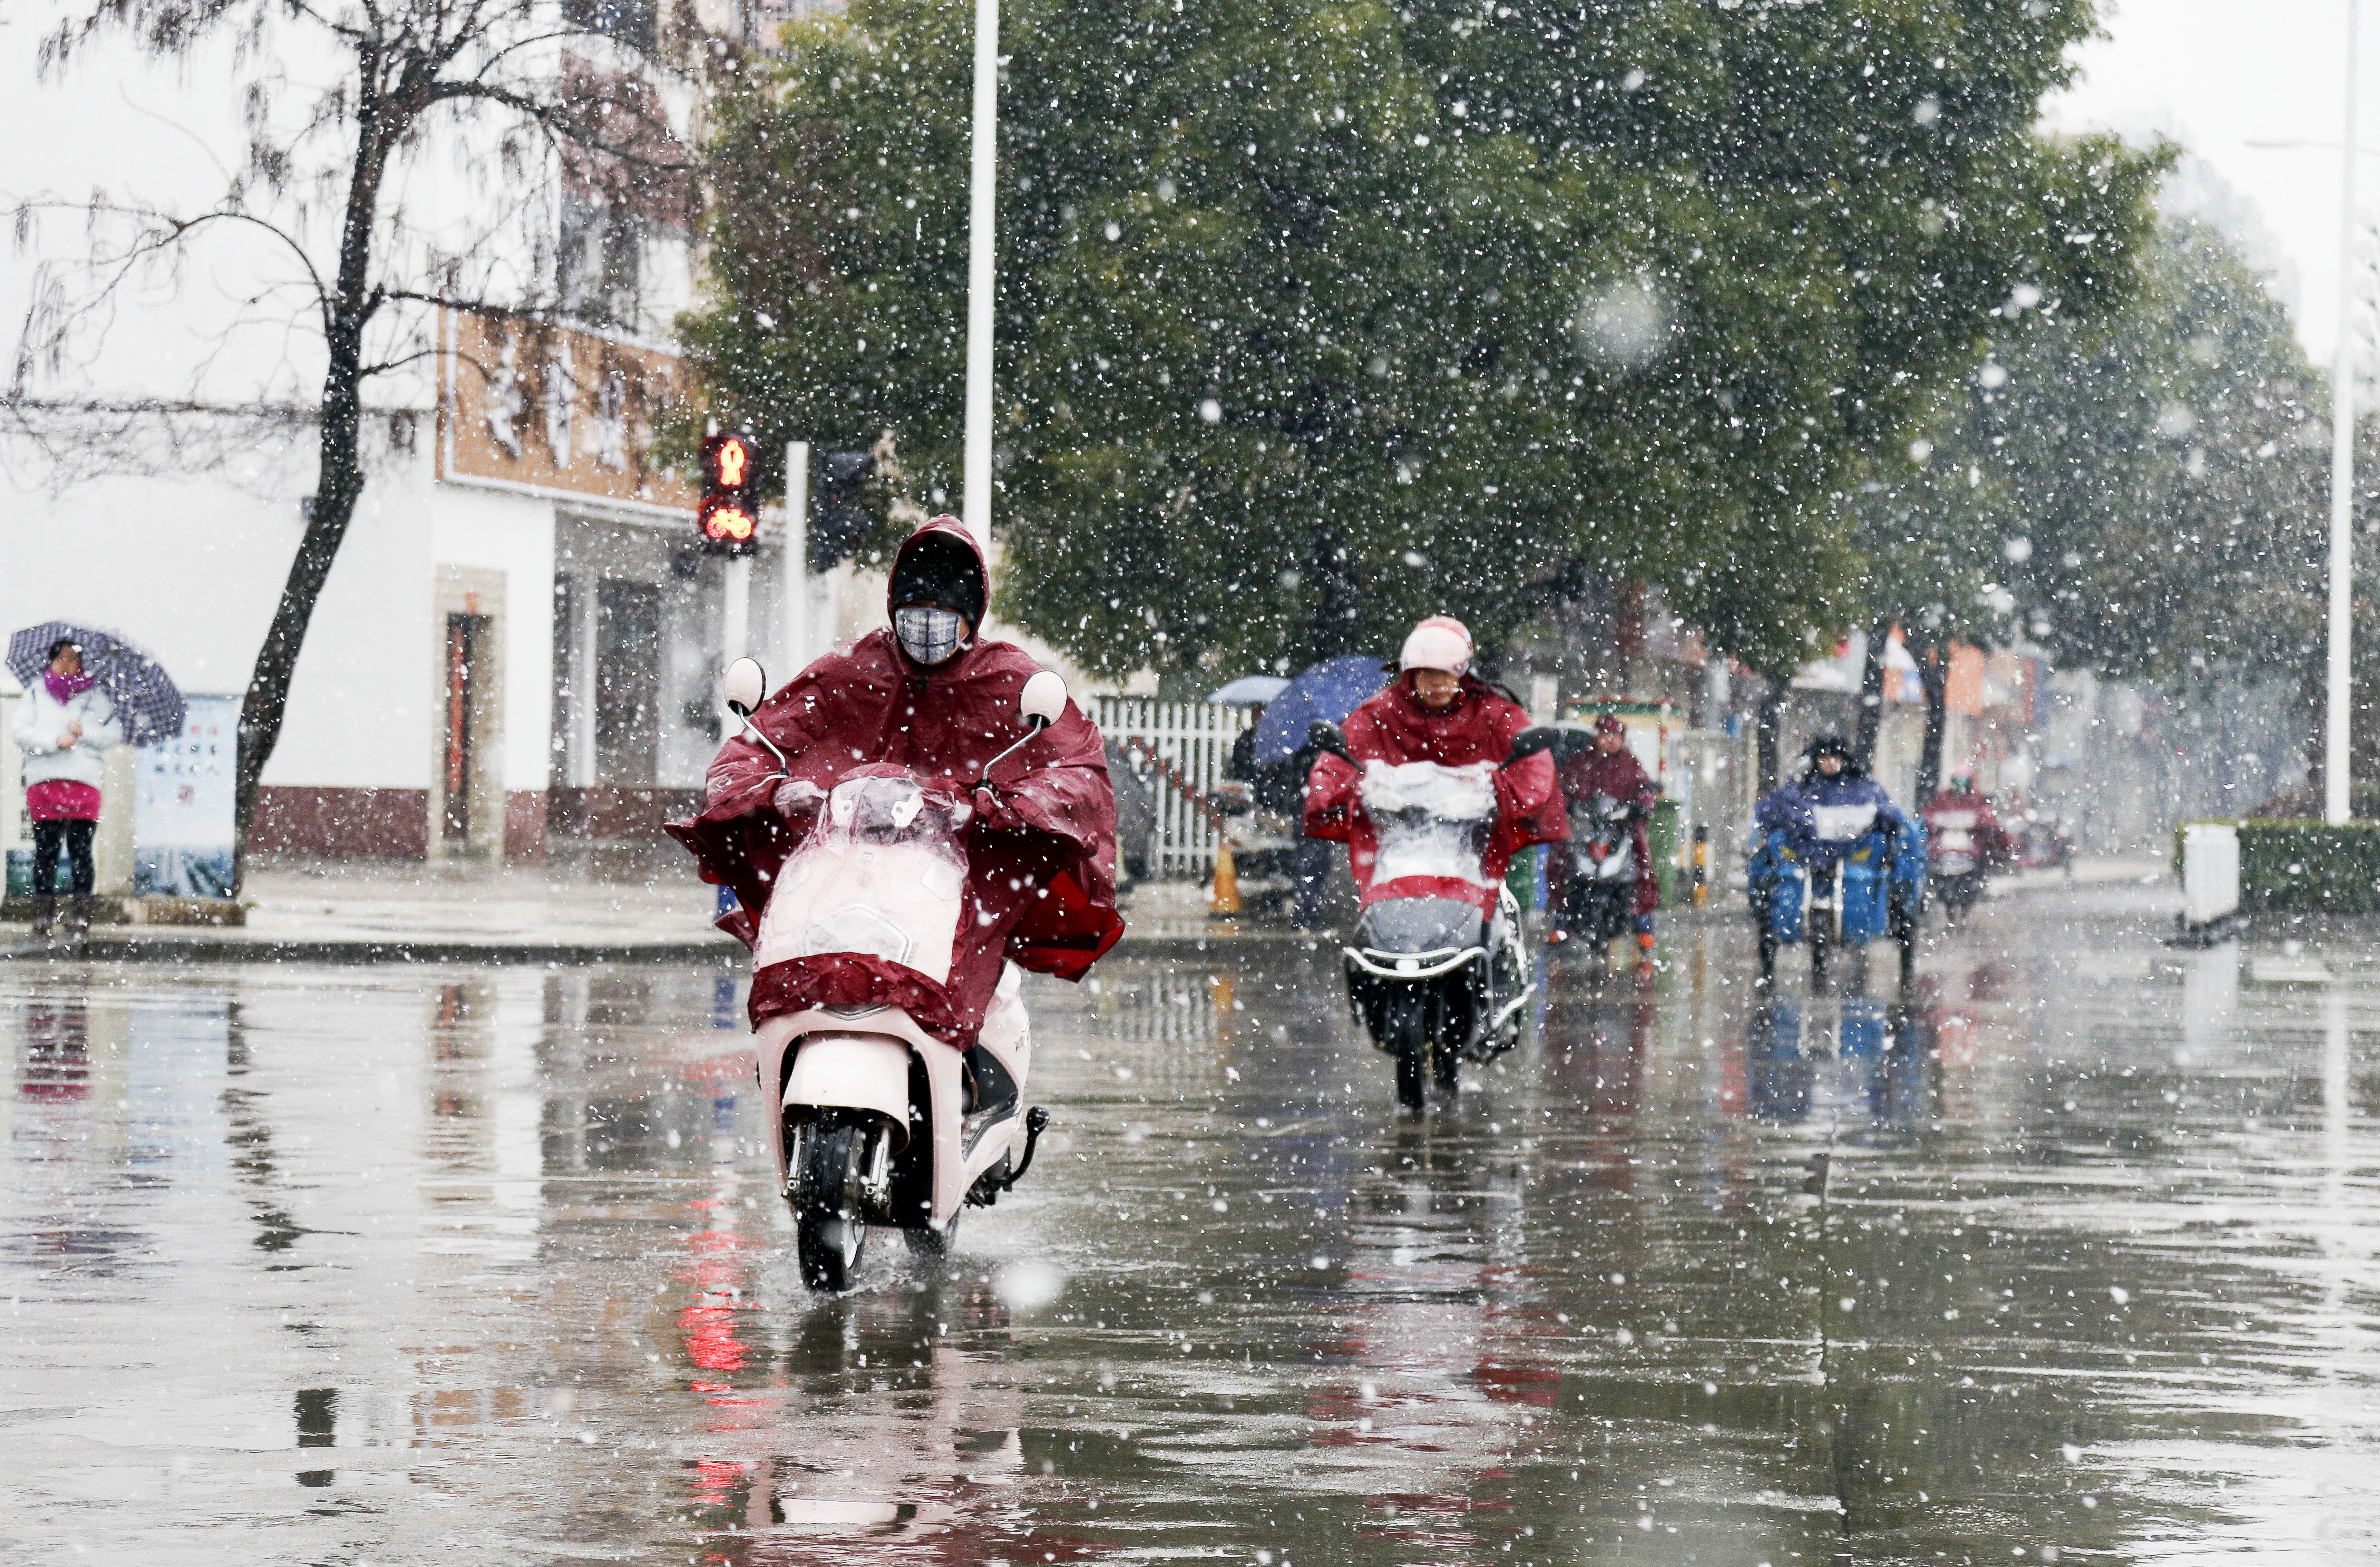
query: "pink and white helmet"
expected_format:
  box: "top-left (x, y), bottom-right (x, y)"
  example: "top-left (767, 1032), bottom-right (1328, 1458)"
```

top-left (1400, 615), bottom-right (1473, 676)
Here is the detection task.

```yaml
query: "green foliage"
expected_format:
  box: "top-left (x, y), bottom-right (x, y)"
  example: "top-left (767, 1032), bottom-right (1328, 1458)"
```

top-left (683, 0), bottom-right (2159, 681)
top-left (2173, 820), bottom-right (2380, 914)
top-left (1851, 216), bottom-right (2325, 678)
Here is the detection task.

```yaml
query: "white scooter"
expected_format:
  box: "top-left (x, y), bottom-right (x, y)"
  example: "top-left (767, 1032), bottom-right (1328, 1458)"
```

top-left (720, 658), bottom-right (1065, 1292)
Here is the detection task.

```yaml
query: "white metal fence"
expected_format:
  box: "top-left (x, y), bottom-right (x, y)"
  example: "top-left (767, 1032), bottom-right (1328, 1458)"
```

top-left (1094, 697), bottom-right (1249, 877)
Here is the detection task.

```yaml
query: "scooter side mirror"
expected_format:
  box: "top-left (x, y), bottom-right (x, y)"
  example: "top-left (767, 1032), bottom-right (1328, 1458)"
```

top-left (1308, 720), bottom-right (1350, 760)
top-left (982, 669), bottom-right (1070, 787)
top-left (723, 657), bottom-right (769, 719)
top-left (1019, 668), bottom-right (1067, 731)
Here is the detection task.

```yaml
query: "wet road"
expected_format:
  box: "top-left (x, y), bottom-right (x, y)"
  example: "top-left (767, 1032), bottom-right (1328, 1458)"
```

top-left (5, 885), bottom-right (2380, 1564)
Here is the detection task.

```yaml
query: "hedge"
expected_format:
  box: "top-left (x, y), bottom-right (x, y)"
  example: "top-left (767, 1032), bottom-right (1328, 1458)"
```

top-left (2174, 818), bottom-right (2380, 915)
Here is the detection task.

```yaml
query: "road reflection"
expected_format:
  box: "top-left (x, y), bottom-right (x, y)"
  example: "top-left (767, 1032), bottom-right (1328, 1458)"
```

top-left (1, 889), bottom-right (2377, 1562)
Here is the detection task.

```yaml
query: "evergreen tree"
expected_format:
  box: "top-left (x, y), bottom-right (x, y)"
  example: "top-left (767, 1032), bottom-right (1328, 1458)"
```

top-left (683, 0), bottom-right (2159, 681)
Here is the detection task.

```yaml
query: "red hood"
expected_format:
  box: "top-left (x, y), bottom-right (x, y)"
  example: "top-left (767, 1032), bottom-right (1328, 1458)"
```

top-left (892, 514), bottom-right (990, 636)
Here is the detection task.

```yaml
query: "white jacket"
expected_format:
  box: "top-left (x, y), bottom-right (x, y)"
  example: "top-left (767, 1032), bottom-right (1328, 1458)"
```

top-left (13, 681), bottom-right (123, 789)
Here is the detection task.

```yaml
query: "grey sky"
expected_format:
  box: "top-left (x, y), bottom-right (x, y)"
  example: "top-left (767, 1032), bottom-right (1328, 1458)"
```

top-left (2052, 0), bottom-right (2363, 361)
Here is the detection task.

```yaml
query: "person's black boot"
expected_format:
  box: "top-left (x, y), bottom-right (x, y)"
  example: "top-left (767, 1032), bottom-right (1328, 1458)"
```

top-left (30, 896), bottom-right (55, 939)
top-left (63, 897), bottom-right (92, 938)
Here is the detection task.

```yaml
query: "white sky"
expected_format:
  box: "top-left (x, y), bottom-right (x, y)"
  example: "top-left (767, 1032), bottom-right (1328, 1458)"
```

top-left (2051, 0), bottom-right (2365, 362)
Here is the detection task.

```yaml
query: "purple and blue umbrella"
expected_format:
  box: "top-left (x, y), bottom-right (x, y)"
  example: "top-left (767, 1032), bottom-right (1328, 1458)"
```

top-left (7, 622), bottom-right (190, 749)
top-left (1250, 654), bottom-right (1390, 765)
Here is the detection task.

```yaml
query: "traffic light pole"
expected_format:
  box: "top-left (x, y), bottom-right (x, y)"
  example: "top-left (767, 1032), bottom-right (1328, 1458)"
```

top-left (722, 555), bottom-right (751, 669)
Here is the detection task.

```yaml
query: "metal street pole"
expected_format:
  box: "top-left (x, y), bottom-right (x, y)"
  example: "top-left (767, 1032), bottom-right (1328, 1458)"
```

top-left (2331, 0), bottom-right (2363, 825)
top-left (784, 439), bottom-right (811, 671)
top-left (723, 555), bottom-right (751, 666)
top-left (962, 0), bottom-right (998, 549)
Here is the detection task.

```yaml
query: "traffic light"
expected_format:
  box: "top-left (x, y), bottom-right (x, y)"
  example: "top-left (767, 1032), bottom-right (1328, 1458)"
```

top-left (698, 431), bottom-right (761, 558)
top-left (810, 448), bottom-right (875, 573)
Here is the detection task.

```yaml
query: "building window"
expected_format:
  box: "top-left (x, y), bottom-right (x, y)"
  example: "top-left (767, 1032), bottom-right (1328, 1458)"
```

top-left (563, 0), bottom-right (655, 49)
top-left (558, 193), bottom-right (643, 331)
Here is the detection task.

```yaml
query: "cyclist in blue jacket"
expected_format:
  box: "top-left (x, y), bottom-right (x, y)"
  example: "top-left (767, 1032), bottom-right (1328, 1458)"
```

top-left (1754, 735), bottom-right (1911, 870)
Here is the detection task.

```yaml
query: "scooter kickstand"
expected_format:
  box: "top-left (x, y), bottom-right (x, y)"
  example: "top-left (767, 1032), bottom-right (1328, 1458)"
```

top-left (970, 1107), bottom-right (1052, 1207)
top-left (1002, 1107), bottom-right (1051, 1188)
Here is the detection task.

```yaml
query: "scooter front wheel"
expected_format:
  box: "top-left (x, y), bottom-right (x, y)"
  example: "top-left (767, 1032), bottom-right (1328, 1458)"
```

top-left (794, 1114), bottom-right (873, 1293)
top-left (1390, 1003), bottom-right (1428, 1112)
top-left (902, 1212), bottom-right (960, 1263)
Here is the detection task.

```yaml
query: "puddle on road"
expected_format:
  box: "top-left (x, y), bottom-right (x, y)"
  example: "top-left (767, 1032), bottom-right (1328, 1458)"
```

top-left (3, 895), bottom-right (2378, 1563)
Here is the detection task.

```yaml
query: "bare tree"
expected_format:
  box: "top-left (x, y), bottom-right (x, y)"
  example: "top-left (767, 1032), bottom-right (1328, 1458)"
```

top-left (12, 0), bottom-right (696, 876)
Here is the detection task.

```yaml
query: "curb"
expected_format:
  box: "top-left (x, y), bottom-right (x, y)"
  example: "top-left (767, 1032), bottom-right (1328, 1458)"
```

top-left (0, 929), bottom-right (1331, 968)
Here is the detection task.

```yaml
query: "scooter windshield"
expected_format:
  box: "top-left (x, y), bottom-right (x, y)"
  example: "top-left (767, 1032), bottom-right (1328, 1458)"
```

top-left (754, 773), bottom-right (969, 983)
top-left (1361, 759), bottom-right (1497, 888)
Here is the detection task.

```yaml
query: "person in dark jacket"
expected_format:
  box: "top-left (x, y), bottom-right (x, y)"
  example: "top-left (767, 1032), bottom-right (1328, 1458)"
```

top-left (1754, 734), bottom-right (1911, 871)
top-left (1227, 703), bottom-right (1264, 783)
top-left (1549, 714), bottom-right (1661, 956)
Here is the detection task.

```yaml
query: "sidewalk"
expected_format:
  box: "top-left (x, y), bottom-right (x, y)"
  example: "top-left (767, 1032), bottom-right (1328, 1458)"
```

top-left (0, 854), bottom-right (2170, 966)
top-left (0, 858), bottom-right (1327, 966)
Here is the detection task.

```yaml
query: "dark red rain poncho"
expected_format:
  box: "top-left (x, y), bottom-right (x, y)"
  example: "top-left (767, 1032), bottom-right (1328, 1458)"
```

top-left (666, 518), bottom-right (1123, 1044)
top-left (1550, 743), bottom-right (1661, 920)
top-left (1302, 672), bottom-right (1568, 913)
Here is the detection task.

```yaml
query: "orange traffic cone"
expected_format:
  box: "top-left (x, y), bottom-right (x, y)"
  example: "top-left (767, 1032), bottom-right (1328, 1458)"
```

top-left (1210, 839), bottom-right (1243, 917)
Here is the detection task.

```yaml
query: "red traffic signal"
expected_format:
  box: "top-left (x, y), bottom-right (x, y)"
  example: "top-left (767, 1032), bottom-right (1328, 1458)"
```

top-left (700, 492), bottom-right (760, 549)
top-left (698, 431), bottom-right (761, 557)
top-left (701, 432), bottom-right (757, 492)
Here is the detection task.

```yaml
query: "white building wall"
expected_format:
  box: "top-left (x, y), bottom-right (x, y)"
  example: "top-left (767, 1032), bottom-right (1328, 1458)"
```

top-left (268, 439), bottom-right (440, 792)
top-left (427, 482), bottom-right (560, 794)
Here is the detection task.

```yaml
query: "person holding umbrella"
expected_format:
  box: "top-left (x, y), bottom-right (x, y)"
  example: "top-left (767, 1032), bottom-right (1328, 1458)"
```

top-left (7, 622), bottom-right (186, 937)
top-left (13, 638), bottom-right (122, 937)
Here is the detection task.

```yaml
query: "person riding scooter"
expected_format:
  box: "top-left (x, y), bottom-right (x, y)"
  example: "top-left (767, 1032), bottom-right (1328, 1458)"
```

top-left (1922, 773), bottom-right (2009, 922)
top-left (1304, 616), bottom-right (1568, 1103)
top-left (1547, 714), bottom-right (1661, 962)
top-left (1305, 616), bottom-right (1567, 852)
top-left (667, 518), bottom-right (1123, 1283)
top-left (1755, 735), bottom-right (1912, 871)
top-left (674, 515), bottom-right (1122, 1022)
top-left (1922, 775), bottom-right (2009, 861)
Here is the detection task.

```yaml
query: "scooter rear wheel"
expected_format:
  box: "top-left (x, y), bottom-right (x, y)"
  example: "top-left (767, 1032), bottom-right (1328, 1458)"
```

top-left (794, 1115), bottom-right (873, 1293)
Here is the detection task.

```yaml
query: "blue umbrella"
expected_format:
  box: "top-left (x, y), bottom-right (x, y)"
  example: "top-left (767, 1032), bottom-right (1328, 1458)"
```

top-left (1206, 674), bottom-right (1290, 706)
top-left (1251, 654), bottom-right (1390, 764)
top-left (7, 622), bottom-right (189, 748)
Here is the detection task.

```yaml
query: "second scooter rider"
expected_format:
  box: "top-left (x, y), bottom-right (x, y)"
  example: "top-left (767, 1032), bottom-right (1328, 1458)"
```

top-left (1304, 616), bottom-right (1569, 911)
top-left (1547, 713), bottom-right (1661, 962)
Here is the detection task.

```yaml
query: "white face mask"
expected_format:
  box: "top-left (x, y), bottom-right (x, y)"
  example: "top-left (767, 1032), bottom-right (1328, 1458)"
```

top-left (895, 606), bottom-right (968, 666)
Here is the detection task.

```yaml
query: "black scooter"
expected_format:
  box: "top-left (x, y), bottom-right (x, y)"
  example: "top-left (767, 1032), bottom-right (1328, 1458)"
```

top-left (1561, 793), bottom-right (1639, 954)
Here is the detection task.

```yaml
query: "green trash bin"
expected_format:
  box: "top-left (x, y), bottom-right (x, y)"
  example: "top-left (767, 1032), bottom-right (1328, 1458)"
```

top-left (1648, 798), bottom-right (1680, 906)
